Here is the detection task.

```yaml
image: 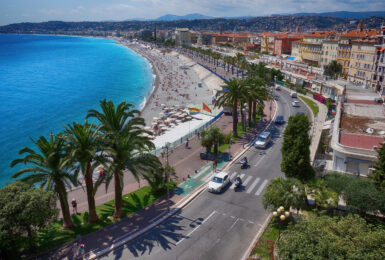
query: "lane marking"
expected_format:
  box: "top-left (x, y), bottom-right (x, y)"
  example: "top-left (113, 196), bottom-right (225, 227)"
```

top-left (193, 165), bottom-right (211, 179)
top-left (243, 176), bottom-right (253, 186)
top-left (176, 210), bottom-right (216, 245)
top-left (246, 178), bottom-right (260, 194)
top-left (230, 172), bottom-right (237, 179)
top-left (149, 211), bottom-right (168, 222)
top-left (255, 179), bottom-right (269, 196)
top-left (227, 218), bottom-right (240, 232)
top-left (230, 173), bottom-right (245, 189)
top-left (248, 221), bottom-right (254, 224)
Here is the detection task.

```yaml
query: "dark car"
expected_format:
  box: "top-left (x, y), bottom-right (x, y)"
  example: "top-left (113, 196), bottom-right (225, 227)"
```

top-left (275, 115), bottom-right (284, 124)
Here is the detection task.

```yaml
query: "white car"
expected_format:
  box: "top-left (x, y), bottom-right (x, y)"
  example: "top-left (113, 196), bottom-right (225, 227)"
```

top-left (208, 171), bottom-right (230, 193)
top-left (292, 101), bottom-right (300, 107)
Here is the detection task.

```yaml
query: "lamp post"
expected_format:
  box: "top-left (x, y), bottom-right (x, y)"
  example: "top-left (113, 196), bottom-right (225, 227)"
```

top-left (273, 206), bottom-right (290, 240)
top-left (163, 142), bottom-right (172, 211)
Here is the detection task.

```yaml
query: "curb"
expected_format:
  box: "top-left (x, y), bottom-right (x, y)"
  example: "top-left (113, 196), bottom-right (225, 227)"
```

top-left (242, 213), bottom-right (273, 260)
top-left (88, 101), bottom-right (279, 259)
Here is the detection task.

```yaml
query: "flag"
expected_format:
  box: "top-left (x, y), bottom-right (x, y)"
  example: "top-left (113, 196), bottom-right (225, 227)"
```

top-left (203, 103), bottom-right (212, 113)
top-left (211, 97), bottom-right (217, 105)
top-left (189, 107), bottom-right (201, 115)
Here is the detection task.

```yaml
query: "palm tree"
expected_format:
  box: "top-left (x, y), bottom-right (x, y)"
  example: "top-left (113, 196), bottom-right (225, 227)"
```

top-left (64, 122), bottom-right (103, 223)
top-left (11, 134), bottom-right (76, 229)
top-left (244, 77), bottom-right (268, 125)
top-left (86, 100), bottom-right (160, 219)
top-left (215, 78), bottom-right (246, 137)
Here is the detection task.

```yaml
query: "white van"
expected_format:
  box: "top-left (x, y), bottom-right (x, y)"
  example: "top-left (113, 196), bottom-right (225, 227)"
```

top-left (290, 92), bottom-right (297, 98)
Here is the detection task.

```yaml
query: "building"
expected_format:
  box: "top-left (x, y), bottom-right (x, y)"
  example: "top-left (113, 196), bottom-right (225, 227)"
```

top-left (347, 39), bottom-right (376, 88)
top-left (197, 32), bottom-right (213, 45)
top-left (373, 25), bottom-right (385, 97)
top-left (175, 28), bottom-right (191, 46)
top-left (274, 36), bottom-right (302, 55)
top-left (321, 39), bottom-right (339, 68)
top-left (330, 87), bottom-right (385, 176)
top-left (337, 43), bottom-right (352, 76)
top-left (211, 33), bottom-right (229, 45)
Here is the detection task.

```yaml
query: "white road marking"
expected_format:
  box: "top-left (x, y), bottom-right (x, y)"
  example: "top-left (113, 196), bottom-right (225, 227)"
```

top-left (246, 178), bottom-right (260, 194)
top-left (243, 176), bottom-right (253, 186)
top-left (230, 216), bottom-right (235, 219)
top-left (229, 172), bottom-right (237, 179)
top-left (248, 221), bottom-right (254, 224)
top-left (230, 173), bottom-right (245, 189)
top-left (255, 179), bottom-right (269, 196)
top-left (176, 210), bottom-right (216, 245)
top-left (227, 218), bottom-right (240, 231)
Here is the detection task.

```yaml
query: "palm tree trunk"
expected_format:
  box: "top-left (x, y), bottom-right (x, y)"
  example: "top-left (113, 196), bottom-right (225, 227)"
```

top-left (56, 180), bottom-right (74, 229)
top-left (233, 99), bottom-right (238, 137)
top-left (85, 162), bottom-right (99, 223)
top-left (248, 100), bottom-right (252, 127)
top-left (252, 101), bottom-right (257, 123)
top-left (114, 170), bottom-right (124, 219)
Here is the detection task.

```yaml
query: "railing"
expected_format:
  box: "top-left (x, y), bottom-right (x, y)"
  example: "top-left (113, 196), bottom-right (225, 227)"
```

top-left (151, 111), bottom-right (224, 155)
top-left (197, 62), bottom-right (229, 82)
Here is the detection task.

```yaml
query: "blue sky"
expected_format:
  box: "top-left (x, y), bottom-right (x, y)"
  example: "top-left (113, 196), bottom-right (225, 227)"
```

top-left (0, 0), bottom-right (384, 25)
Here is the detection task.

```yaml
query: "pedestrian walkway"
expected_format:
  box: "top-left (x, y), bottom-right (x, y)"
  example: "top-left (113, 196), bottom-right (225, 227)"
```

top-left (227, 171), bottom-right (269, 196)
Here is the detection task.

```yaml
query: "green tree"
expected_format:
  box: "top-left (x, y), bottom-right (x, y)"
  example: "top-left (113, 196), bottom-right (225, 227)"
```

top-left (86, 100), bottom-right (161, 219)
top-left (64, 122), bottom-right (104, 223)
top-left (11, 134), bottom-right (76, 229)
top-left (306, 179), bottom-right (338, 210)
top-left (142, 165), bottom-right (177, 195)
top-left (0, 181), bottom-right (57, 255)
top-left (262, 177), bottom-right (306, 213)
top-left (324, 60), bottom-right (342, 78)
top-left (369, 142), bottom-right (385, 191)
top-left (215, 78), bottom-right (246, 137)
top-left (281, 113), bottom-right (314, 182)
top-left (277, 215), bottom-right (385, 259)
top-left (200, 126), bottom-right (226, 156)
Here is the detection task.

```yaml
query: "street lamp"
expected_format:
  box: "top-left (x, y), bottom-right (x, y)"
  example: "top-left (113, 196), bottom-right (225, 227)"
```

top-left (273, 206), bottom-right (290, 240)
top-left (163, 142), bottom-right (173, 211)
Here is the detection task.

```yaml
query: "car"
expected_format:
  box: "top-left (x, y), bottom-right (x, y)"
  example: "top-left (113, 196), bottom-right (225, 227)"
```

top-left (275, 85), bottom-right (281, 90)
top-left (292, 101), bottom-right (300, 107)
top-left (274, 95), bottom-right (279, 101)
top-left (254, 131), bottom-right (272, 149)
top-left (290, 92), bottom-right (297, 98)
top-left (208, 171), bottom-right (230, 193)
top-left (275, 115), bottom-right (285, 124)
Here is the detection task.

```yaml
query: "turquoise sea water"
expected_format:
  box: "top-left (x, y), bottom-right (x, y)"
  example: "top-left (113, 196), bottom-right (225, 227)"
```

top-left (0, 34), bottom-right (153, 187)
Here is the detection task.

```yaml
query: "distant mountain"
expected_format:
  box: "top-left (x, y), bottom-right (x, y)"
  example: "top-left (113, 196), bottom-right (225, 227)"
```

top-left (155, 13), bottom-right (213, 21)
top-left (272, 11), bottom-right (385, 19)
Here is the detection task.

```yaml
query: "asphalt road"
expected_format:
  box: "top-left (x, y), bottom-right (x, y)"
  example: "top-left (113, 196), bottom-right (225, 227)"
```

top-left (99, 90), bottom-right (310, 260)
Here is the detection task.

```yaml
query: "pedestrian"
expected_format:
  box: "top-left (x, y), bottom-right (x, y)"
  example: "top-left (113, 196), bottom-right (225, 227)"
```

top-left (71, 242), bottom-right (79, 260)
top-left (79, 244), bottom-right (85, 259)
top-left (185, 138), bottom-right (189, 149)
top-left (213, 159), bottom-right (218, 172)
top-left (197, 131), bottom-right (200, 139)
top-left (71, 198), bottom-right (78, 215)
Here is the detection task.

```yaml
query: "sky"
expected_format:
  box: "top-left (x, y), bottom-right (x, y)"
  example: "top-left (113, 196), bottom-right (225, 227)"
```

top-left (0, 0), bottom-right (385, 26)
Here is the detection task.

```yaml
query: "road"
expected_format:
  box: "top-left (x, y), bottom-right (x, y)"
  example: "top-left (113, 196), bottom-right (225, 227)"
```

top-left (99, 90), bottom-right (310, 260)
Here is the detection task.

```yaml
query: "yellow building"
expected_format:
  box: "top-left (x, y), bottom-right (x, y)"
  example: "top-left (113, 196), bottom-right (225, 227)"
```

top-left (348, 39), bottom-right (376, 88)
top-left (337, 43), bottom-right (352, 76)
top-left (321, 39), bottom-right (339, 68)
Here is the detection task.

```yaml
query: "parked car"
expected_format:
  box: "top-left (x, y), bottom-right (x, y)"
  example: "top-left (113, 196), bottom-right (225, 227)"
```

top-left (275, 85), bottom-right (281, 90)
top-left (208, 171), bottom-right (230, 193)
top-left (292, 101), bottom-right (300, 107)
top-left (254, 131), bottom-right (272, 149)
top-left (290, 92), bottom-right (297, 98)
top-left (275, 115), bottom-right (285, 124)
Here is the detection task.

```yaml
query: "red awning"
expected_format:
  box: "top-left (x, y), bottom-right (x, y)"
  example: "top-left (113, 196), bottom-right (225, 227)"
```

top-left (381, 48), bottom-right (385, 52)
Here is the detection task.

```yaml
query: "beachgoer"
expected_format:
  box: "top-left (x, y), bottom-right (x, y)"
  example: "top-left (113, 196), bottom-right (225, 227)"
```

top-left (71, 198), bottom-right (78, 215)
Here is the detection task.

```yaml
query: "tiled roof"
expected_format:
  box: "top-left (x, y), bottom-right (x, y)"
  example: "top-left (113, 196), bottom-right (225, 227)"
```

top-left (341, 29), bottom-right (378, 38)
top-left (340, 133), bottom-right (384, 150)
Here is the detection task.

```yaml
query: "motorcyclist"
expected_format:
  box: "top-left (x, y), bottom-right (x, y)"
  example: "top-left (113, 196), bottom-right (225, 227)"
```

top-left (234, 176), bottom-right (242, 187)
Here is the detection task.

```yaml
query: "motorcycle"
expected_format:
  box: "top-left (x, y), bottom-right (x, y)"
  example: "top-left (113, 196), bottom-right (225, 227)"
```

top-left (240, 157), bottom-right (248, 169)
top-left (234, 177), bottom-right (242, 191)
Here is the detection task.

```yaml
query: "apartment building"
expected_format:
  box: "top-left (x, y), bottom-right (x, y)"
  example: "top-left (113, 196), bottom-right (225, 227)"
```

top-left (348, 39), bottom-right (376, 88)
top-left (337, 43), bottom-right (352, 75)
top-left (373, 25), bottom-right (385, 97)
top-left (274, 36), bottom-right (302, 55)
top-left (175, 28), bottom-right (191, 46)
top-left (321, 39), bottom-right (339, 68)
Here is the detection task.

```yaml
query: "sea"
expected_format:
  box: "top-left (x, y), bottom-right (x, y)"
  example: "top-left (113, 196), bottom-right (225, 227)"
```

top-left (0, 34), bottom-right (154, 187)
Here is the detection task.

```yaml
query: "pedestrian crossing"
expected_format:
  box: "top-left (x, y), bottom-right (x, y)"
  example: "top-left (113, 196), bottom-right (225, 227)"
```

top-left (228, 172), bottom-right (269, 196)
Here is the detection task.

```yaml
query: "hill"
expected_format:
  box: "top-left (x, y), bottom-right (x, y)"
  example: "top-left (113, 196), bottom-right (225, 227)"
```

top-left (272, 11), bottom-right (385, 19)
top-left (155, 13), bottom-right (213, 21)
